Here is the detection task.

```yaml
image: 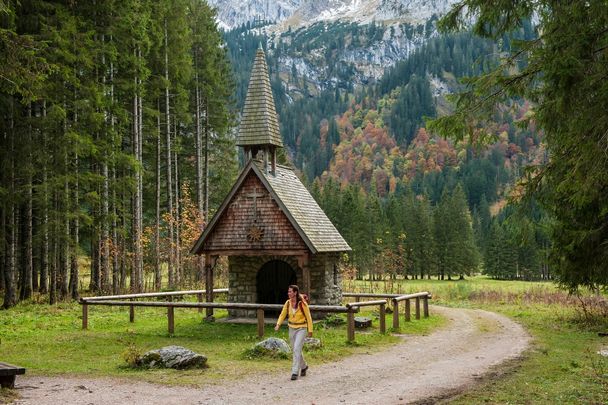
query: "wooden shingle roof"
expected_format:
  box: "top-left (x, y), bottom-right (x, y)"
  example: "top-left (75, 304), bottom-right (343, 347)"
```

top-left (236, 46), bottom-right (283, 148)
top-left (191, 160), bottom-right (351, 255)
top-left (261, 164), bottom-right (351, 253)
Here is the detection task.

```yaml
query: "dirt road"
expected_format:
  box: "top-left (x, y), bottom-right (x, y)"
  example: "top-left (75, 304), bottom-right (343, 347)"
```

top-left (12, 306), bottom-right (530, 404)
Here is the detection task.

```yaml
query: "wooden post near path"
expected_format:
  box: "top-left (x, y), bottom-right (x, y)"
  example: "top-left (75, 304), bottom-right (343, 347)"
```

top-left (129, 299), bottom-right (135, 323)
top-left (257, 309), bottom-right (265, 337)
top-left (405, 299), bottom-right (411, 322)
top-left (168, 307), bottom-right (174, 335)
top-left (415, 297), bottom-right (421, 320)
top-left (379, 302), bottom-right (386, 333)
top-left (347, 310), bottom-right (355, 342)
top-left (423, 296), bottom-right (429, 318)
top-left (392, 299), bottom-right (399, 330)
top-left (82, 303), bottom-right (88, 329)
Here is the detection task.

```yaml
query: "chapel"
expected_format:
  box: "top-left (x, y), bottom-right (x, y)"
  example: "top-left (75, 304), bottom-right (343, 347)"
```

top-left (191, 45), bottom-right (350, 317)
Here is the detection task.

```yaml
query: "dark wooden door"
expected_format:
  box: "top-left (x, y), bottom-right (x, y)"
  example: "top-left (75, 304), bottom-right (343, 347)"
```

top-left (256, 260), bottom-right (296, 314)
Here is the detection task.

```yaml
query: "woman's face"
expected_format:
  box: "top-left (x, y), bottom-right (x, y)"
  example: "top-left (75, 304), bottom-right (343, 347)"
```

top-left (287, 288), bottom-right (296, 299)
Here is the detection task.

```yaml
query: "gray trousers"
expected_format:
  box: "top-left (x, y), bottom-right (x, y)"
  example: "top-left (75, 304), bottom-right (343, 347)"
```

top-left (289, 327), bottom-right (308, 375)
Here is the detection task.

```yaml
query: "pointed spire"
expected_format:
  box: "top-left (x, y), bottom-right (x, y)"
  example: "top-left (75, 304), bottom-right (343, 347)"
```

top-left (237, 46), bottom-right (283, 148)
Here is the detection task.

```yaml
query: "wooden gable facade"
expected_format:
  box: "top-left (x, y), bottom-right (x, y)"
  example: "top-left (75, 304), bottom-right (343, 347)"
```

top-left (200, 169), bottom-right (308, 254)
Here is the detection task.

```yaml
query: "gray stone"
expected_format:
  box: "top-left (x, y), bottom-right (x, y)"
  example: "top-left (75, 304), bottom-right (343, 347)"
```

top-left (304, 337), bottom-right (322, 349)
top-left (598, 349), bottom-right (608, 357)
top-left (255, 337), bottom-right (291, 354)
top-left (139, 346), bottom-right (207, 369)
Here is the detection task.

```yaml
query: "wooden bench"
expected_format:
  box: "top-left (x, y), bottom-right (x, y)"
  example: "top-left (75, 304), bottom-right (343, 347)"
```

top-left (0, 362), bottom-right (26, 389)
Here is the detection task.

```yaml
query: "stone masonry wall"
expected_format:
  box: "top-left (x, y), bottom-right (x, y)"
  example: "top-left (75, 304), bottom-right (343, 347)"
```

top-left (227, 253), bottom-right (343, 318)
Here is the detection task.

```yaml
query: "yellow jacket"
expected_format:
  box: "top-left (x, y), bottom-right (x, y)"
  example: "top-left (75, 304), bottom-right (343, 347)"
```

top-left (276, 299), bottom-right (313, 333)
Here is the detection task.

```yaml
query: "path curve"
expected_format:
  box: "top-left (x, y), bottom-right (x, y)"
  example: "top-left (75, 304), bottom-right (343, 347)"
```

top-left (12, 306), bottom-right (530, 405)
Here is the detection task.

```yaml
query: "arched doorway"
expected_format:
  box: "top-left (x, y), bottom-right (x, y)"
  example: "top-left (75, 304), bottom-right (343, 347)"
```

top-left (256, 260), bottom-right (296, 314)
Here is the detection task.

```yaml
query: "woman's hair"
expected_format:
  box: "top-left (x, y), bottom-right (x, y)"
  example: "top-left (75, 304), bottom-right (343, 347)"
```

top-left (288, 284), bottom-right (302, 306)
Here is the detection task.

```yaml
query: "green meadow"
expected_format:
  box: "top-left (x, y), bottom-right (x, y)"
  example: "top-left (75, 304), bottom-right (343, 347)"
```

top-left (1, 276), bottom-right (607, 404)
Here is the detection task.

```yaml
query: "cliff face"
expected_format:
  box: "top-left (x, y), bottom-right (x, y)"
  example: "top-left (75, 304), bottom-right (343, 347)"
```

top-left (208, 0), bottom-right (456, 30)
top-left (216, 0), bottom-right (457, 99)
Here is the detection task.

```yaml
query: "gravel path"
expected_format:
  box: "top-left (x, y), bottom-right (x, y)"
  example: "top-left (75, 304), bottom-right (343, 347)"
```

top-left (12, 306), bottom-right (530, 405)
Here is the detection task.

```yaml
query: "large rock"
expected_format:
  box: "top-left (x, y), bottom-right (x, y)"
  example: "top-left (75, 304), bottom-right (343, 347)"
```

top-left (304, 337), bottom-right (322, 349)
top-left (139, 346), bottom-right (207, 369)
top-left (255, 337), bottom-right (291, 354)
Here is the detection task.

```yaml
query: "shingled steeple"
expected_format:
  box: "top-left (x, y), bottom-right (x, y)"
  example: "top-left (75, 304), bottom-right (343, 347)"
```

top-left (237, 44), bottom-right (282, 174)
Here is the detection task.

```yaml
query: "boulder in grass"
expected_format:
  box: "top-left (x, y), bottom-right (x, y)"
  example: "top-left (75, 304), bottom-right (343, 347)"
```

top-left (255, 337), bottom-right (291, 354)
top-left (139, 346), bottom-right (207, 369)
top-left (304, 337), bottom-right (322, 350)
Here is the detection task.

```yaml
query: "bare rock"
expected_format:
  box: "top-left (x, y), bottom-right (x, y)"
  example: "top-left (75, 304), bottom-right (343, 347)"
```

top-left (139, 346), bottom-right (207, 369)
top-left (304, 337), bottom-right (322, 349)
top-left (255, 337), bottom-right (291, 354)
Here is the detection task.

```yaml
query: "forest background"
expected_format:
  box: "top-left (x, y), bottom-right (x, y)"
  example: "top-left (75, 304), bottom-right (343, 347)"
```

top-left (0, 0), bottom-right (603, 309)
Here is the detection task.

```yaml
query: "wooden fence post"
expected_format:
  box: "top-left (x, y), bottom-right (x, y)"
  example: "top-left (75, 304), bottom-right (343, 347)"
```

top-left (257, 309), bottom-right (265, 338)
top-left (423, 296), bottom-right (429, 318)
top-left (415, 297), bottom-right (420, 320)
top-left (347, 310), bottom-right (355, 342)
top-left (379, 302), bottom-right (386, 334)
top-left (197, 293), bottom-right (203, 313)
top-left (168, 306), bottom-right (174, 335)
top-left (405, 299), bottom-right (411, 322)
top-left (82, 303), bottom-right (88, 330)
top-left (129, 299), bottom-right (135, 323)
top-left (392, 299), bottom-right (399, 330)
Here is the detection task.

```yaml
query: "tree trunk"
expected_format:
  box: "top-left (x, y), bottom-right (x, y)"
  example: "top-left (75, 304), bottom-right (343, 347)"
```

top-left (49, 192), bottom-right (58, 305)
top-left (112, 166), bottom-right (119, 294)
top-left (194, 66), bottom-right (205, 283)
top-left (69, 151), bottom-right (79, 300)
top-left (204, 99), bottom-right (209, 223)
top-left (155, 100), bottom-right (162, 290)
top-left (3, 99), bottom-right (17, 309)
top-left (40, 102), bottom-right (49, 294)
top-left (137, 59), bottom-right (144, 291)
top-left (174, 145), bottom-right (181, 286)
top-left (164, 18), bottom-right (174, 288)
top-left (102, 160), bottom-right (110, 293)
top-left (60, 150), bottom-right (70, 300)
top-left (131, 50), bottom-right (143, 293)
top-left (22, 103), bottom-right (34, 300)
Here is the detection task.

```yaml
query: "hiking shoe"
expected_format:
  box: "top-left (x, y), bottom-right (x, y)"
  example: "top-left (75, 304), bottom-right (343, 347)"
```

top-left (300, 366), bottom-right (308, 376)
top-left (291, 374), bottom-right (298, 380)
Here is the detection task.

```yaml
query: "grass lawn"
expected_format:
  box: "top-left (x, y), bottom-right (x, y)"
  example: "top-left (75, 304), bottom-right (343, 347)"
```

top-left (0, 297), bottom-right (442, 387)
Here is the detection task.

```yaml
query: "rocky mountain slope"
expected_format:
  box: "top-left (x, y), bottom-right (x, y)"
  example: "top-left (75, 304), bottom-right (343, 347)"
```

top-left (212, 0), bottom-right (457, 95)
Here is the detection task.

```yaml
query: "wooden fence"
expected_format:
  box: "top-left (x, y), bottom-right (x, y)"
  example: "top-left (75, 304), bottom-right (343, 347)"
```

top-left (343, 291), bottom-right (432, 330)
top-left (80, 290), bottom-right (431, 342)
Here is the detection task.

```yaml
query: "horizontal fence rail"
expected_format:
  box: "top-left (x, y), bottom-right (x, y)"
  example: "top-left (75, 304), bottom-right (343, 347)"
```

top-left (81, 288), bottom-right (229, 302)
top-left (79, 290), bottom-right (431, 342)
top-left (391, 292), bottom-right (432, 328)
top-left (346, 299), bottom-right (390, 334)
top-left (80, 297), bottom-right (357, 339)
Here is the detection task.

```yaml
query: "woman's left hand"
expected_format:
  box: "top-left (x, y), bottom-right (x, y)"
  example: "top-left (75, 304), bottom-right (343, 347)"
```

top-left (308, 332), bottom-right (313, 338)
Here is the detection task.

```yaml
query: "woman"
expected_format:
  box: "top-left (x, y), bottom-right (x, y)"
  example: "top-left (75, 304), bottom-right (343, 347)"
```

top-left (274, 284), bottom-right (313, 380)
